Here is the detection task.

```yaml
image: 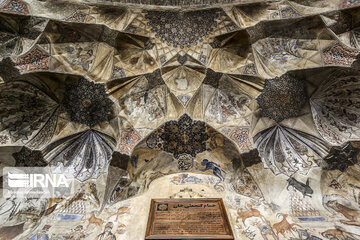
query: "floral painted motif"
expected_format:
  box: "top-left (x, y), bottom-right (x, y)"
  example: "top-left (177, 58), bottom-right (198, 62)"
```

top-left (177, 153), bottom-right (194, 170)
top-left (280, 7), bottom-right (300, 19)
top-left (322, 43), bottom-right (359, 66)
top-left (341, 0), bottom-right (360, 8)
top-left (0, 0), bottom-right (29, 14)
top-left (117, 129), bottom-right (142, 155)
top-left (255, 38), bottom-right (304, 64)
top-left (14, 46), bottom-right (50, 72)
top-left (229, 127), bottom-right (252, 153)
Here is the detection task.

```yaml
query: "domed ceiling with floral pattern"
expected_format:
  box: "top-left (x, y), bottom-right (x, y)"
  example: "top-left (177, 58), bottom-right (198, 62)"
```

top-left (0, 0), bottom-right (360, 239)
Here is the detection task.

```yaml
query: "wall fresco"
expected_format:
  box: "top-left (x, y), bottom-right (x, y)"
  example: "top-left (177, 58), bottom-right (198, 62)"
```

top-left (0, 0), bottom-right (360, 239)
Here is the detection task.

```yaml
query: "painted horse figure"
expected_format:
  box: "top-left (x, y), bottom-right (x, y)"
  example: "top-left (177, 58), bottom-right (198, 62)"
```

top-left (199, 159), bottom-right (225, 181)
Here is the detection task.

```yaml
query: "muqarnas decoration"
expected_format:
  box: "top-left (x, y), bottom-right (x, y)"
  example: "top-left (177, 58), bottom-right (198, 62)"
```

top-left (0, 13), bottom-right (47, 57)
top-left (257, 74), bottom-right (307, 122)
top-left (63, 78), bottom-right (114, 127)
top-left (43, 130), bottom-right (116, 181)
top-left (0, 80), bottom-right (60, 149)
top-left (310, 70), bottom-right (360, 145)
top-left (145, 10), bottom-right (217, 48)
top-left (146, 114), bottom-right (209, 167)
top-left (254, 125), bottom-right (329, 175)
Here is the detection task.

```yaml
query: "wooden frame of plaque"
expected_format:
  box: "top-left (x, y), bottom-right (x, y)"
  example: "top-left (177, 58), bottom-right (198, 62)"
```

top-left (145, 198), bottom-right (234, 240)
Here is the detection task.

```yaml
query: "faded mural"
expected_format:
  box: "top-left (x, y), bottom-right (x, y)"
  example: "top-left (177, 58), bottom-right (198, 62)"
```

top-left (0, 0), bottom-right (360, 239)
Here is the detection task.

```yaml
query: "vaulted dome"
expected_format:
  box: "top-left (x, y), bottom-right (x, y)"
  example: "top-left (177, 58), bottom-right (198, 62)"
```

top-left (1, 1), bottom-right (360, 239)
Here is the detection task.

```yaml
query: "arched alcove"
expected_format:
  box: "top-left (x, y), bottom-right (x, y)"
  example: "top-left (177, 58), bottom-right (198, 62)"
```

top-left (106, 113), bottom-right (262, 204)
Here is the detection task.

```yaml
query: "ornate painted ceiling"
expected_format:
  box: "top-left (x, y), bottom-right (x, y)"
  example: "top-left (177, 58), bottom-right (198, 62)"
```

top-left (0, 0), bottom-right (360, 239)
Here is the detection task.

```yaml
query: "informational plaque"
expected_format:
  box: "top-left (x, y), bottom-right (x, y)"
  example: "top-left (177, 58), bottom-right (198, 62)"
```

top-left (145, 198), bottom-right (234, 240)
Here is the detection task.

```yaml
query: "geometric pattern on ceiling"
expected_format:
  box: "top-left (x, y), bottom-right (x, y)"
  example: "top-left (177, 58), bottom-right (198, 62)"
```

top-left (1, 2), bottom-right (360, 240)
top-left (0, 0), bottom-right (360, 177)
